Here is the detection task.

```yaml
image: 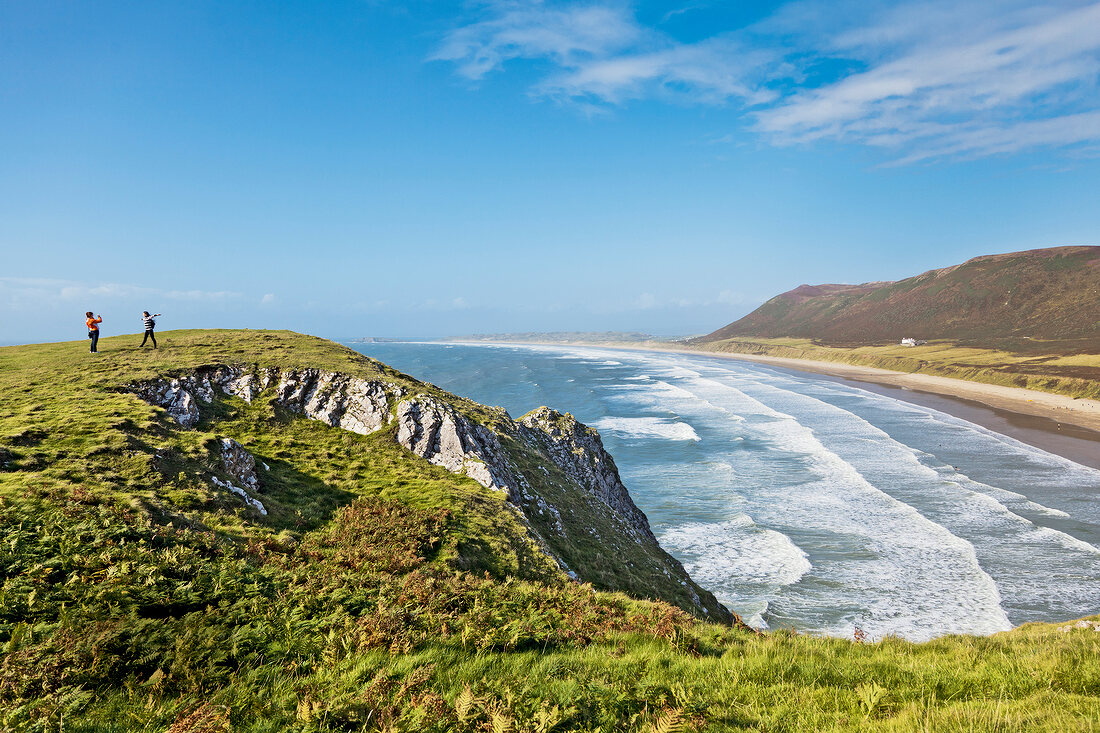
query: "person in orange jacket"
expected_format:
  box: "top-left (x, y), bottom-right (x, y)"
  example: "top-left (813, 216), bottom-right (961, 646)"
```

top-left (85, 312), bottom-right (103, 353)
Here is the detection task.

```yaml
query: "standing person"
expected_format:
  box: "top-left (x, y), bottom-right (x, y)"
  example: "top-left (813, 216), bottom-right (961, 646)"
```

top-left (85, 312), bottom-right (102, 353)
top-left (140, 311), bottom-right (161, 348)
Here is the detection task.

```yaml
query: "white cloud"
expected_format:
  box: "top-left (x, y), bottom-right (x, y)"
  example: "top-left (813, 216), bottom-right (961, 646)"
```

top-left (435, 0), bottom-right (1100, 162)
top-left (431, 3), bottom-right (647, 80)
top-left (433, 2), bottom-right (769, 104)
top-left (715, 289), bottom-right (745, 306)
top-left (755, 1), bottom-right (1100, 161)
top-left (261, 293), bottom-right (277, 305)
top-left (0, 277), bottom-right (242, 309)
top-left (600, 289), bottom-right (748, 313)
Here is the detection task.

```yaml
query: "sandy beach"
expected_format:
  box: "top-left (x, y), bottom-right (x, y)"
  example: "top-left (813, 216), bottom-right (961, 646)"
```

top-left (479, 341), bottom-right (1100, 470)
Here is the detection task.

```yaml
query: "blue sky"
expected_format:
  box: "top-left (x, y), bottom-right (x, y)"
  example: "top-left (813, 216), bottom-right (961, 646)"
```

top-left (2, 0), bottom-right (1099, 344)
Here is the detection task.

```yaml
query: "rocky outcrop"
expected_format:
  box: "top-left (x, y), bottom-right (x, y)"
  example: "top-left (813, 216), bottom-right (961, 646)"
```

top-left (394, 396), bottom-right (519, 493)
top-left (219, 438), bottom-right (258, 488)
top-left (270, 369), bottom-right (395, 435)
top-left (133, 379), bottom-right (202, 428)
top-left (519, 407), bottom-right (655, 544)
top-left (130, 365), bottom-right (732, 620)
top-left (134, 367), bottom-right (397, 435)
top-left (211, 476), bottom-right (267, 515)
top-left (205, 437), bottom-right (266, 514)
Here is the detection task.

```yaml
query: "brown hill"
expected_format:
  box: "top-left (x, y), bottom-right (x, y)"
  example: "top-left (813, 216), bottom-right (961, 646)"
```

top-left (701, 246), bottom-right (1100, 348)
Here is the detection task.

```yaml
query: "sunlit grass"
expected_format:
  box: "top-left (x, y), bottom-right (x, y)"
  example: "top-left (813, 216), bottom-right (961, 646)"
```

top-left (700, 337), bottom-right (1100, 399)
top-left (3, 330), bottom-right (1100, 731)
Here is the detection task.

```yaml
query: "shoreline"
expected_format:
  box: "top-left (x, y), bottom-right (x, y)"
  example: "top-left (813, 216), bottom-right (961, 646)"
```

top-left (456, 340), bottom-right (1100, 470)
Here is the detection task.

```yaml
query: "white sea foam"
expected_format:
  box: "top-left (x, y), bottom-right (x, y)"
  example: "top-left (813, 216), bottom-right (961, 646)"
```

top-left (661, 516), bottom-right (812, 630)
top-left (631, 365), bottom-right (1014, 639)
top-left (603, 378), bottom-right (744, 422)
top-left (661, 516), bottom-right (812, 587)
top-left (716, 372), bottom-right (1100, 621)
top-left (590, 416), bottom-right (701, 442)
top-left (461, 344), bottom-right (1100, 638)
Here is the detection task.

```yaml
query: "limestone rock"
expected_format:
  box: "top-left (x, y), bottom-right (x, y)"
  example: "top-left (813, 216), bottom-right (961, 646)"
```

top-left (219, 437), bottom-right (258, 488)
top-left (132, 367), bottom-right (392, 436)
top-left (519, 406), bottom-right (655, 543)
top-left (133, 379), bottom-right (201, 428)
top-left (276, 370), bottom-right (391, 434)
top-left (211, 475), bottom-right (267, 515)
top-left (395, 395), bottom-right (518, 494)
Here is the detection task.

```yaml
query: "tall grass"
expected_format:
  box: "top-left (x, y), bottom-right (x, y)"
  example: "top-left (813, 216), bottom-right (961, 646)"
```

top-left (2, 331), bottom-right (1099, 731)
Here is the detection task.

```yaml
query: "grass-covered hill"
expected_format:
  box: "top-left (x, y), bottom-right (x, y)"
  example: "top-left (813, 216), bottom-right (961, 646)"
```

top-left (702, 246), bottom-right (1100, 349)
top-left (3, 330), bottom-right (1100, 732)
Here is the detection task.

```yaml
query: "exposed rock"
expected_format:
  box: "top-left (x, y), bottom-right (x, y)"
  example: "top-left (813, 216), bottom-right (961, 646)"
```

top-left (133, 379), bottom-right (201, 428)
top-left (518, 407), bottom-right (655, 543)
top-left (133, 367), bottom-right (393, 436)
top-left (130, 365), bottom-right (732, 621)
top-left (395, 396), bottom-right (518, 493)
top-left (219, 368), bottom-right (263, 403)
top-left (211, 475), bottom-right (267, 515)
top-left (276, 369), bottom-right (391, 435)
top-left (219, 438), bottom-right (258, 488)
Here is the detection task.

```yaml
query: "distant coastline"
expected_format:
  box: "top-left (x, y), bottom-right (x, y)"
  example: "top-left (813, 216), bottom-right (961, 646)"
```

top-left (452, 338), bottom-right (1100, 470)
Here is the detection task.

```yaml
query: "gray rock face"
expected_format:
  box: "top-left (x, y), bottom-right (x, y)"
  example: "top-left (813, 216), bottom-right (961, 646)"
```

top-left (211, 475), bottom-right (267, 515)
top-left (132, 379), bottom-right (201, 428)
top-left (133, 367), bottom-right (393, 436)
top-left (129, 365), bottom-right (724, 619)
top-left (274, 369), bottom-right (392, 435)
top-left (132, 369), bottom-right (655, 543)
top-left (219, 437), bottom-right (258, 488)
top-left (518, 407), bottom-right (656, 544)
top-left (394, 396), bottom-right (518, 493)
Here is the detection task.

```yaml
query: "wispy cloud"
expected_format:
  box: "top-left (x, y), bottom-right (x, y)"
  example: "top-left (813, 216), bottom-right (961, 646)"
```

top-left (0, 277), bottom-right (242, 309)
top-left (434, 0), bottom-right (1100, 162)
top-left (602, 289), bottom-right (748, 312)
top-left (757, 0), bottom-right (1100, 162)
top-left (431, 3), bottom-right (648, 81)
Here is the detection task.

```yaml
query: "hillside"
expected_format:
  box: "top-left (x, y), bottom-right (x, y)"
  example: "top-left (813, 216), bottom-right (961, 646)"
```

top-left (702, 246), bottom-right (1100, 348)
top-left (3, 330), bottom-right (1100, 731)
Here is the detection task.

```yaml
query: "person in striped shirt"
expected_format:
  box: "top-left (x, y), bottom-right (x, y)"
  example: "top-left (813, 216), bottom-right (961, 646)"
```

top-left (140, 311), bottom-right (161, 348)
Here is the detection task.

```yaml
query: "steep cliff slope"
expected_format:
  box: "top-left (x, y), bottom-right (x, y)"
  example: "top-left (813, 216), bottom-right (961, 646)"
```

top-left (122, 349), bottom-right (726, 618)
top-left (3, 330), bottom-right (1100, 731)
top-left (702, 246), bottom-right (1100, 348)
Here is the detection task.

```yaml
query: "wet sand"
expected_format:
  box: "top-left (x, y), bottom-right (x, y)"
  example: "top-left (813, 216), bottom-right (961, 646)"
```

top-left (489, 342), bottom-right (1100, 471)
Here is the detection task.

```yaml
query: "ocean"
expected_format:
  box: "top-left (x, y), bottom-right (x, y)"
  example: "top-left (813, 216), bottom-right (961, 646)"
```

top-left (347, 341), bottom-right (1100, 641)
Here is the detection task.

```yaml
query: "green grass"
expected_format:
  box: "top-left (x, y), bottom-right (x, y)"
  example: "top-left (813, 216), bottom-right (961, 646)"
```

top-left (3, 330), bottom-right (1100, 731)
top-left (696, 337), bottom-right (1100, 400)
top-left (700, 245), bottom-right (1100, 347)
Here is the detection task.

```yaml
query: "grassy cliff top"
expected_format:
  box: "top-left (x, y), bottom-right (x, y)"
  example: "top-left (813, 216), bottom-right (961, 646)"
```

top-left (0, 328), bottom-right (492, 418)
top-left (2, 330), bottom-right (1100, 731)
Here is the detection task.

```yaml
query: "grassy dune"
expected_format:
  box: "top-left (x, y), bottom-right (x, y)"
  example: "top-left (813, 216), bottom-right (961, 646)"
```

top-left (2, 331), bottom-right (1099, 731)
top-left (697, 337), bottom-right (1100, 400)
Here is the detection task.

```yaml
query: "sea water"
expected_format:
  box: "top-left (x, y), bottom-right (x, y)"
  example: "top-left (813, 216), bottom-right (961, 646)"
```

top-left (348, 341), bottom-right (1100, 641)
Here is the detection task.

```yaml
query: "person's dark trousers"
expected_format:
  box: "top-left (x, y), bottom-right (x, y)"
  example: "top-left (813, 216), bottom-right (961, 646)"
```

top-left (89, 330), bottom-right (99, 353)
top-left (141, 330), bottom-right (157, 348)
